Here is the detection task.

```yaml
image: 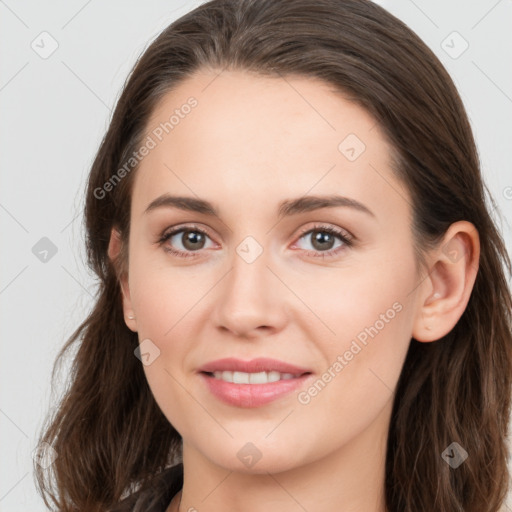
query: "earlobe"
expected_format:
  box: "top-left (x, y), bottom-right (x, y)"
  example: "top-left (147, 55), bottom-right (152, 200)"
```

top-left (107, 227), bottom-right (138, 332)
top-left (412, 221), bottom-right (480, 343)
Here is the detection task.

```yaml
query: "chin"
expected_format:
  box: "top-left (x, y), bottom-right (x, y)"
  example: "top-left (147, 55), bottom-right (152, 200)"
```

top-left (204, 444), bottom-right (307, 475)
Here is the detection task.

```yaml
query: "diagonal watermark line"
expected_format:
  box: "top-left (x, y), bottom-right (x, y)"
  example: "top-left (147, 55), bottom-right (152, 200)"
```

top-left (368, 367), bottom-right (393, 392)
top-left (200, 469), bottom-right (233, 502)
top-left (0, 266), bottom-right (28, 295)
top-left (0, 408), bottom-right (29, 438)
top-left (163, 367), bottom-right (233, 438)
top-left (0, 203), bottom-right (29, 233)
top-left (276, 71), bottom-right (336, 131)
top-left (368, 162), bottom-right (413, 210)
top-left (406, 265), bottom-right (435, 298)
top-left (164, 268), bottom-right (233, 336)
top-left (60, 211), bottom-right (81, 233)
top-left (472, 60), bottom-right (512, 105)
top-left (471, 0), bottom-right (502, 30)
top-left (0, 62), bottom-right (29, 92)
top-left (0, 0), bottom-right (29, 28)
top-left (265, 409), bottom-right (295, 438)
top-left (61, 61), bottom-right (111, 111)
top-left (201, 65), bottom-right (228, 93)
top-left (266, 163), bottom-right (337, 235)
top-left (265, 266), bottom-right (337, 335)
top-left (369, 121), bottom-right (379, 133)
top-left (266, 473), bottom-right (310, 512)
top-left (61, 0), bottom-right (93, 29)
top-left (60, 265), bottom-right (94, 297)
top-left (163, 163), bottom-right (233, 234)
top-left (407, 0), bottom-right (439, 28)
top-left (0, 472), bottom-right (29, 503)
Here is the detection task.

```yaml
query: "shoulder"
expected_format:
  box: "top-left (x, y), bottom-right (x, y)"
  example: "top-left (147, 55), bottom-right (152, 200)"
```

top-left (109, 463), bottom-right (183, 512)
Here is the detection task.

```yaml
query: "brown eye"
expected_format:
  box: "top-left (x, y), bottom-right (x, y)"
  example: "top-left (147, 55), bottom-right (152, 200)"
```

top-left (159, 226), bottom-right (214, 258)
top-left (309, 230), bottom-right (337, 251)
top-left (294, 225), bottom-right (353, 259)
top-left (179, 230), bottom-right (207, 251)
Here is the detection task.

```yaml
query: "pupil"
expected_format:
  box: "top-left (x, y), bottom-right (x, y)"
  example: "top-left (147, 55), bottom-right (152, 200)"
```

top-left (184, 231), bottom-right (203, 249)
top-left (313, 231), bottom-right (334, 250)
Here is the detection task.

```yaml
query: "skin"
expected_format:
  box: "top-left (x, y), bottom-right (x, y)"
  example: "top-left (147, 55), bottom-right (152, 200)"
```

top-left (108, 69), bottom-right (479, 512)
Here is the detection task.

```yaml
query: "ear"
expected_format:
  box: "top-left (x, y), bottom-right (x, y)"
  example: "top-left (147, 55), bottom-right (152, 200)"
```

top-left (107, 227), bottom-right (138, 332)
top-left (412, 221), bottom-right (480, 342)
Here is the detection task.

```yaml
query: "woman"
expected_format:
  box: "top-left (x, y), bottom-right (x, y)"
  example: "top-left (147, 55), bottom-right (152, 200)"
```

top-left (34, 0), bottom-right (512, 511)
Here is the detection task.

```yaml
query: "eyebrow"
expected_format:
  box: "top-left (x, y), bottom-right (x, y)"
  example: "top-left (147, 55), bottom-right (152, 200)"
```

top-left (144, 193), bottom-right (375, 218)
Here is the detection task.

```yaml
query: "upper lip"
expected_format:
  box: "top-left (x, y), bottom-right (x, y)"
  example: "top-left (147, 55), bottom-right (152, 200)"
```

top-left (198, 357), bottom-right (312, 375)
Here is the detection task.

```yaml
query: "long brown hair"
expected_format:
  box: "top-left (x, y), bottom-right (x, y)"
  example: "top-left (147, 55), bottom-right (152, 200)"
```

top-left (33, 1), bottom-right (512, 510)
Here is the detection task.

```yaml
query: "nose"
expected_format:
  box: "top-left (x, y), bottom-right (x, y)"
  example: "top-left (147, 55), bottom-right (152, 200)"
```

top-left (212, 243), bottom-right (289, 339)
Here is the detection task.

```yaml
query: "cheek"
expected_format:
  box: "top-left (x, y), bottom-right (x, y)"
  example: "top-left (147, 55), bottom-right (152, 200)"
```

top-left (295, 299), bottom-right (412, 465)
top-left (128, 245), bottom-right (191, 337)
top-left (128, 262), bottom-right (196, 434)
top-left (295, 251), bottom-right (416, 406)
top-left (298, 250), bottom-right (416, 346)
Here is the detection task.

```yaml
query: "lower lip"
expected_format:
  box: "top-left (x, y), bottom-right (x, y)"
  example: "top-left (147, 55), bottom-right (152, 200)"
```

top-left (199, 372), bottom-right (312, 408)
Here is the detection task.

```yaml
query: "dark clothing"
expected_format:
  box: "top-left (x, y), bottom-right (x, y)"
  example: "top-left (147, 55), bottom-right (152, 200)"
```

top-left (109, 463), bottom-right (183, 512)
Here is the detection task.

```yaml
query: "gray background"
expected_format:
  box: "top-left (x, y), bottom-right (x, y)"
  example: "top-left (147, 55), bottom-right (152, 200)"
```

top-left (1, 0), bottom-right (511, 510)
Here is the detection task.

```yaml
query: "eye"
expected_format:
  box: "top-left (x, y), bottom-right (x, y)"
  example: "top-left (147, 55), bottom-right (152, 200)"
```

top-left (158, 225), bottom-right (215, 258)
top-left (158, 223), bottom-right (354, 259)
top-left (293, 224), bottom-right (353, 258)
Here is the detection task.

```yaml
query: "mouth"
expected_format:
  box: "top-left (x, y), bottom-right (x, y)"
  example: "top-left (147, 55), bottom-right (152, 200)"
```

top-left (197, 358), bottom-right (314, 408)
top-left (202, 370), bottom-right (310, 384)
top-left (199, 371), bottom-right (313, 408)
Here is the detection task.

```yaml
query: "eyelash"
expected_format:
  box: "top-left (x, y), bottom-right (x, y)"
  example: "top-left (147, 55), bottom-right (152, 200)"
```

top-left (157, 223), bottom-right (354, 259)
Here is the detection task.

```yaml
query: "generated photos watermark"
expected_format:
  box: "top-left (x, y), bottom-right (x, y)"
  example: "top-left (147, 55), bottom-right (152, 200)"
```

top-left (297, 301), bottom-right (403, 405)
top-left (94, 96), bottom-right (198, 200)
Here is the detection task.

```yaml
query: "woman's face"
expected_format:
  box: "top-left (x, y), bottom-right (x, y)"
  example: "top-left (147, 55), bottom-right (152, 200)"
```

top-left (121, 69), bottom-right (425, 473)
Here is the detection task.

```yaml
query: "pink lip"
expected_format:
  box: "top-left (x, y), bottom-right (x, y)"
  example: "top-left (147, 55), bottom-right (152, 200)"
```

top-left (197, 357), bottom-right (313, 408)
top-left (199, 373), bottom-right (313, 408)
top-left (198, 357), bottom-right (311, 374)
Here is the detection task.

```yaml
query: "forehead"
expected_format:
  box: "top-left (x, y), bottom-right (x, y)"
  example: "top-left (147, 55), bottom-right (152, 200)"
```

top-left (131, 69), bottom-right (410, 223)
top-left (146, 69), bottom-right (380, 158)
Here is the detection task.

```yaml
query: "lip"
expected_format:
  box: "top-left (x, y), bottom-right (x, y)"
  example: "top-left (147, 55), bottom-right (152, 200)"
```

top-left (197, 358), bottom-right (313, 408)
top-left (199, 373), bottom-right (313, 408)
top-left (198, 357), bottom-right (311, 375)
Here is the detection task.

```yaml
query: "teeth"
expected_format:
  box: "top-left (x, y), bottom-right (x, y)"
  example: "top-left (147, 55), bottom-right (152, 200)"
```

top-left (212, 370), bottom-right (299, 384)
